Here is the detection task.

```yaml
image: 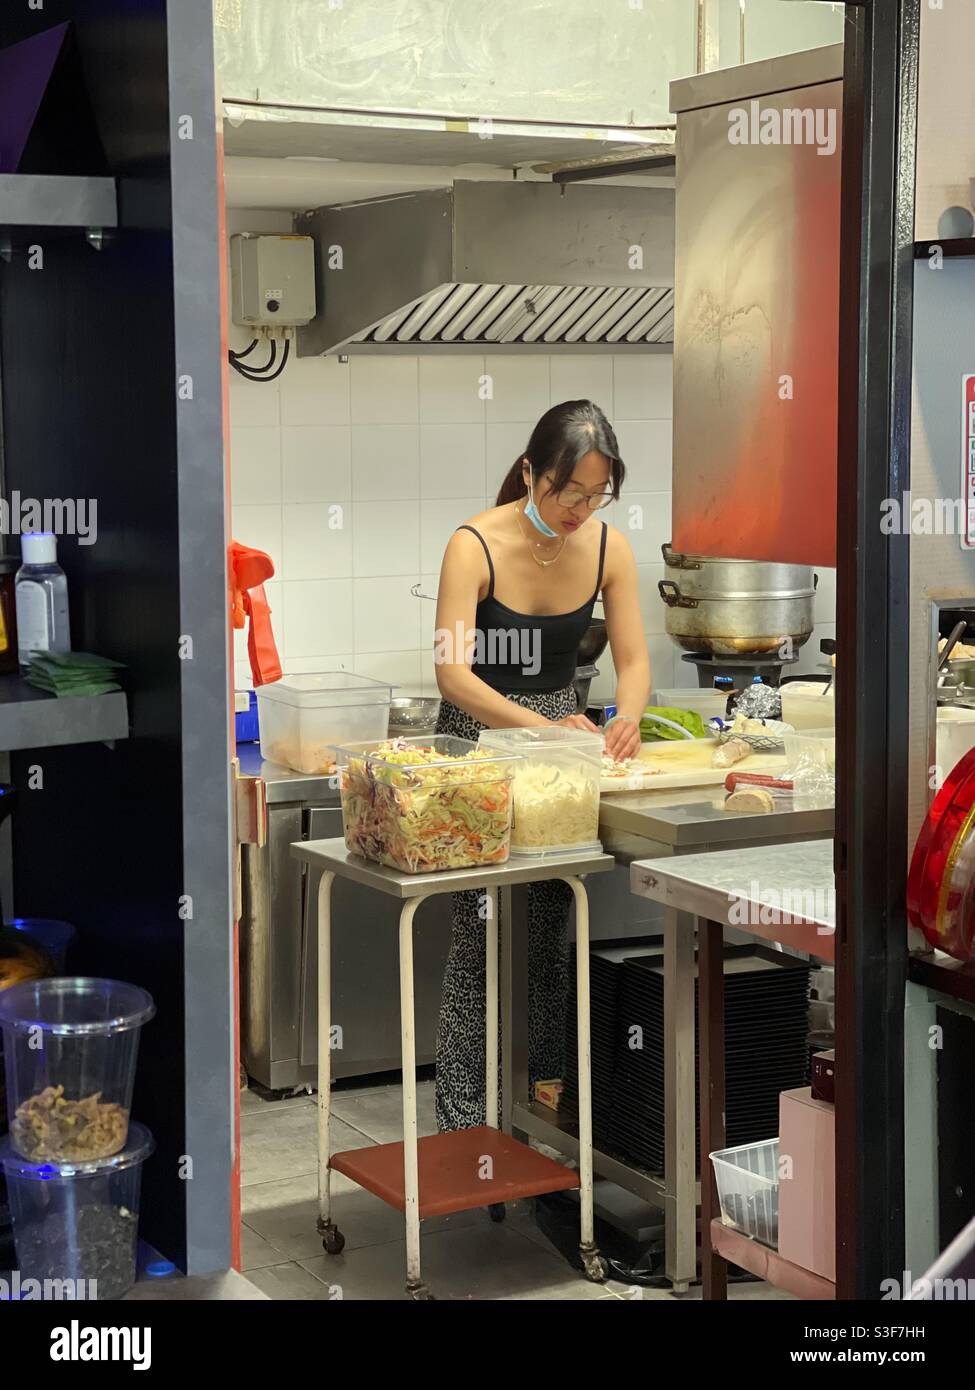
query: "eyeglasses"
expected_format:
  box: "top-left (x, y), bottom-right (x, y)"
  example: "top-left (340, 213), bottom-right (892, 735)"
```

top-left (550, 481), bottom-right (614, 511)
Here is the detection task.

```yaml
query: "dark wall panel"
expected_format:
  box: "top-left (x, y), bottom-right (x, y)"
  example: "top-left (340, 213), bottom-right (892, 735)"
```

top-left (0, 0), bottom-right (188, 1265)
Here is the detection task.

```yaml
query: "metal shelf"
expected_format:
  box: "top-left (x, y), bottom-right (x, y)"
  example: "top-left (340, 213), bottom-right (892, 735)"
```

top-left (710, 1221), bottom-right (835, 1299)
top-left (908, 952), bottom-right (975, 1007)
top-left (0, 173), bottom-right (117, 230)
top-left (511, 1100), bottom-right (671, 1205)
top-left (0, 674), bottom-right (128, 751)
top-left (913, 237), bottom-right (975, 260)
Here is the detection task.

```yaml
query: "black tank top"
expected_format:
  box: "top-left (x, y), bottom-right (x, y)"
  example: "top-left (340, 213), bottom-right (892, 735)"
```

top-left (456, 522), bottom-right (608, 694)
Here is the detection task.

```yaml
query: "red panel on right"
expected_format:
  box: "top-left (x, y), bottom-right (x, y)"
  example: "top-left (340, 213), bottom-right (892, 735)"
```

top-left (671, 74), bottom-right (842, 568)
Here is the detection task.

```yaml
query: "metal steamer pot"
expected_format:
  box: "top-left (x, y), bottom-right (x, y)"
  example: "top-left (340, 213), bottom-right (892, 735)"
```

top-left (658, 544), bottom-right (818, 656)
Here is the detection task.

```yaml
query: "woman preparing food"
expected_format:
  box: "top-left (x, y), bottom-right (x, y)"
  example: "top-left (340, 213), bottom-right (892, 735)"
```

top-left (433, 399), bottom-right (650, 1130)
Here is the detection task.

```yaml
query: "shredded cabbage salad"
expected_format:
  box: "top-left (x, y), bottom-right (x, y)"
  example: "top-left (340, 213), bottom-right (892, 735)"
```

top-left (509, 762), bottom-right (600, 851)
top-left (341, 739), bottom-right (513, 873)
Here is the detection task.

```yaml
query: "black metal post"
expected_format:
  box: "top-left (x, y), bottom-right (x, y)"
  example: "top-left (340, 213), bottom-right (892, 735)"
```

top-left (834, 0), bottom-right (920, 1299)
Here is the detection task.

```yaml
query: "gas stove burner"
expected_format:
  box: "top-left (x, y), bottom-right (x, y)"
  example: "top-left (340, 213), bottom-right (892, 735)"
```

top-left (680, 651), bottom-right (798, 690)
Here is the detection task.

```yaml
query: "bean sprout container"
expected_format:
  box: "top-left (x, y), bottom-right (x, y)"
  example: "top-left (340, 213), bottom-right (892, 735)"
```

top-left (337, 735), bottom-right (520, 873)
top-left (0, 1122), bottom-right (154, 1299)
top-left (0, 978), bottom-right (155, 1163)
top-left (477, 727), bottom-right (603, 857)
top-left (256, 672), bottom-right (394, 775)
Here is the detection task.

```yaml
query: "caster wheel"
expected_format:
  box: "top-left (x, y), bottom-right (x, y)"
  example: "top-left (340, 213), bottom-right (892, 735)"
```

top-left (487, 1203), bottom-right (506, 1223)
top-left (407, 1282), bottom-right (435, 1301)
top-left (320, 1223), bottom-right (345, 1255)
top-left (581, 1251), bottom-right (608, 1283)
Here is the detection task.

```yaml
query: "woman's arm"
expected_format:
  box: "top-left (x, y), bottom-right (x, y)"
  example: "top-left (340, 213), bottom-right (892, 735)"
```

top-left (601, 527), bottom-right (651, 758)
top-left (433, 529), bottom-right (551, 729)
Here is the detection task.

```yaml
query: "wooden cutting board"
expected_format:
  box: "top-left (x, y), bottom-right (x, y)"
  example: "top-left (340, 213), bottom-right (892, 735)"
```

top-left (600, 739), bottom-right (789, 794)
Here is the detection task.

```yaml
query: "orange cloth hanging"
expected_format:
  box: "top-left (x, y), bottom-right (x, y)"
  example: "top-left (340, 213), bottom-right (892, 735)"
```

top-left (230, 541), bottom-right (282, 687)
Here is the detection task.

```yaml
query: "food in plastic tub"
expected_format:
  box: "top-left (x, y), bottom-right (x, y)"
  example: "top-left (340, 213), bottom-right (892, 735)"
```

top-left (338, 736), bottom-right (519, 874)
top-left (478, 727), bottom-right (602, 856)
top-left (257, 672), bottom-right (393, 776)
top-left (0, 1122), bottom-right (154, 1299)
top-left (0, 977), bottom-right (155, 1162)
top-left (709, 1137), bottom-right (780, 1248)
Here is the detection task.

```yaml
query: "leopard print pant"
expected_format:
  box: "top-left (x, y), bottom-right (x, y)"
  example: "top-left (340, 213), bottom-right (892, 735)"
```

top-left (434, 688), bottom-right (577, 1132)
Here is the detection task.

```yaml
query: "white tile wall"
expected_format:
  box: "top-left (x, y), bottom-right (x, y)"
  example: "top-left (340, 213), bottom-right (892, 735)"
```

top-left (229, 344), bottom-right (836, 697)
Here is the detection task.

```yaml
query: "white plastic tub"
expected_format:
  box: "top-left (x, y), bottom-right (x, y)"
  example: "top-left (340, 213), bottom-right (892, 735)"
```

top-left (477, 727), bottom-right (602, 857)
top-left (709, 1138), bottom-right (780, 1248)
top-left (780, 682), bottom-right (835, 730)
top-left (256, 672), bottom-right (393, 775)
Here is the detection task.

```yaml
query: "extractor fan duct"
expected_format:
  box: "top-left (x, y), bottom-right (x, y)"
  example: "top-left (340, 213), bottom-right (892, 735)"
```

top-left (296, 180), bottom-right (674, 355)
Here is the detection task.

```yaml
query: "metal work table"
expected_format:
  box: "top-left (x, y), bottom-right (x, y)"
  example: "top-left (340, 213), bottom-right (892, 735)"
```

top-left (290, 836), bottom-right (615, 1300)
top-left (237, 742), bottom-right (335, 804)
top-left (630, 839), bottom-right (836, 1300)
top-left (509, 791), bottom-right (834, 1294)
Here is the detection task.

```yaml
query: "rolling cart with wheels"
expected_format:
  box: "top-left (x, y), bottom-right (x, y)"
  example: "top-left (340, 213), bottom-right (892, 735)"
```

top-left (290, 838), bottom-right (614, 1300)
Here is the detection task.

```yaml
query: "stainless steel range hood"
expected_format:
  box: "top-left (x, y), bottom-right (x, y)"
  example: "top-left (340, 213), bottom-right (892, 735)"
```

top-left (295, 180), bottom-right (674, 355)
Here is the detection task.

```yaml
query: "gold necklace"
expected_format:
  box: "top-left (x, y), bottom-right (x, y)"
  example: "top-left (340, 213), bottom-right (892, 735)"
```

top-left (514, 505), bottom-right (567, 567)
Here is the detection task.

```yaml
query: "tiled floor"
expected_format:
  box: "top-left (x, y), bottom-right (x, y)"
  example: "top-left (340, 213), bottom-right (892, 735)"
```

top-left (240, 1079), bottom-right (790, 1302)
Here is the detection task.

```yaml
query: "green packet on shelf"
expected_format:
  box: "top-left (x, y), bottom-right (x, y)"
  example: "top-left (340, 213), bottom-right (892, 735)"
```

top-left (639, 705), bottom-right (709, 741)
top-left (24, 650), bottom-right (126, 698)
top-left (28, 650), bottom-right (125, 671)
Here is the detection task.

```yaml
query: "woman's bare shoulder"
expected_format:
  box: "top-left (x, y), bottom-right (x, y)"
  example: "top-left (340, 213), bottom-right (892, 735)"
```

top-left (442, 505), bottom-right (507, 567)
top-left (464, 502), bottom-right (509, 532)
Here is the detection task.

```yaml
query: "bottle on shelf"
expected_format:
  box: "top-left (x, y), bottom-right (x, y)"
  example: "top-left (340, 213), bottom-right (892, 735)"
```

top-left (14, 533), bottom-right (70, 672)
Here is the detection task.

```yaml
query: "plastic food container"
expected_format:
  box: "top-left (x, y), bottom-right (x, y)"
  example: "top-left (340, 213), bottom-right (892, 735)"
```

top-left (709, 1138), bottom-right (780, 1248)
top-left (0, 1122), bottom-right (154, 1300)
top-left (0, 978), bottom-right (155, 1163)
top-left (256, 672), bottom-right (393, 775)
top-left (780, 682), bottom-right (835, 730)
top-left (782, 729), bottom-right (835, 772)
top-left (477, 727), bottom-right (602, 857)
top-left (337, 736), bottom-right (520, 874)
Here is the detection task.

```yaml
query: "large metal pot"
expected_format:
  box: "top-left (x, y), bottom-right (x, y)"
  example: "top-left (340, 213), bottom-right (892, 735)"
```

top-left (658, 543), bottom-right (817, 655)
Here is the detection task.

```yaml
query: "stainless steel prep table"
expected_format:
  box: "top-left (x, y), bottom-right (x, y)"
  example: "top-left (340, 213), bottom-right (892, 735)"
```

top-left (629, 839), bottom-right (835, 1299)
top-left (501, 788), bottom-right (834, 1293)
top-left (238, 744), bottom-right (452, 1090)
top-left (290, 836), bottom-right (615, 1300)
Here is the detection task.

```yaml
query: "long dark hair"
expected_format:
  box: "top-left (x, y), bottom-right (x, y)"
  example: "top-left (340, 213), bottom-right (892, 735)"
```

top-left (496, 400), bottom-right (624, 507)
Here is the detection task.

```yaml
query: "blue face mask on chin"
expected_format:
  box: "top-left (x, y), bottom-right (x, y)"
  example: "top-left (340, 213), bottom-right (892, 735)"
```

top-left (522, 473), bottom-right (559, 538)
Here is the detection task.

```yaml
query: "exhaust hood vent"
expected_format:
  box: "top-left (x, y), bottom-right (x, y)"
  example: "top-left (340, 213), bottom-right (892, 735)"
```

top-left (296, 181), bottom-right (674, 355)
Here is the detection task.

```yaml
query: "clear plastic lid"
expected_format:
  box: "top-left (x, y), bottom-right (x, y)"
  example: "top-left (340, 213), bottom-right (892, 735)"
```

top-left (0, 1121), bottom-right (155, 1180)
top-left (0, 977), bottom-right (156, 1036)
top-left (478, 726), bottom-right (603, 757)
top-left (256, 672), bottom-right (394, 708)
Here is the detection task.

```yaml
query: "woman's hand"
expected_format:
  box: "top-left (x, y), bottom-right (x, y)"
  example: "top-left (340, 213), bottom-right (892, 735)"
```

top-left (604, 714), bottom-right (642, 760)
top-left (554, 713), bottom-right (599, 733)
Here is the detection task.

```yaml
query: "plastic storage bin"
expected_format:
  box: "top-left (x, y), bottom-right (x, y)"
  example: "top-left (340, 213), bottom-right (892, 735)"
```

top-left (709, 1137), bottom-right (780, 1248)
top-left (0, 978), bottom-right (155, 1163)
top-left (477, 727), bottom-right (602, 857)
top-left (256, 672), bottom-right (393, 775)
top-left (650, 688), bottom-right (729, 723)
top-left (337, 735), bottom-right (520, 874)
top-left (0, 1122), bottom-right (154, 1299)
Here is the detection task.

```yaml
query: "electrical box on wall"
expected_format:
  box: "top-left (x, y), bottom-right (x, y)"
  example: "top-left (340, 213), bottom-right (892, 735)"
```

top-left (230, 234), bottom-right (316, 328)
